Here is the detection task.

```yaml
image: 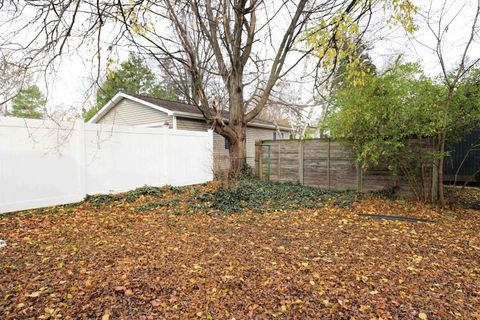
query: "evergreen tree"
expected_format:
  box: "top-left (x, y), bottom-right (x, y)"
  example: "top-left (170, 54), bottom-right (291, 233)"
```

top-left (11, 85), bottom-right (46, 119)
top-left (84, 54), bottom-right (177, 121)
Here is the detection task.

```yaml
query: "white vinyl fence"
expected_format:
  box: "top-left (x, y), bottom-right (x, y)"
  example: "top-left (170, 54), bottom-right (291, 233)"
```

top-left (0, 117), bottom-right (213, 213)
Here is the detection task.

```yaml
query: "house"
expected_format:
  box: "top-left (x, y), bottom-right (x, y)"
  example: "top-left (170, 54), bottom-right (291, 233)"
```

top-left (88, 92), bottom-right (291, 172)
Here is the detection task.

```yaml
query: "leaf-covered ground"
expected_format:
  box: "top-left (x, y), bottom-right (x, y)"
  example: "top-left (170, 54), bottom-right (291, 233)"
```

top-left (1, 181), bottom-right (479, 320)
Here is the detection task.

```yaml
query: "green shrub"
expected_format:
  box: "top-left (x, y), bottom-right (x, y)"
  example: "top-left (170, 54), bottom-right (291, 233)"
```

top-left (84, 194), bottom-right (121, 206)
top-left (124, 186), bottom-right (162, 203)
top-left (190, 179), bottom-right (363, 214)
top-left (85, 185), bottom-right (162, 206)
top-left (84, 179), bottom-right (392, 215)
top-left (167, 185), bottom-right (184, 195)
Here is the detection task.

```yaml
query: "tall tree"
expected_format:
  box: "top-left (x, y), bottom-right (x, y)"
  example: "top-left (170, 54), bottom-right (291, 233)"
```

top-left (315, 38), bottom-right (378, 135)
top-left (415, 0), bottom-right (480, 206)
top-left (327, 63), bottom-right (444, 202)
top-left (159, 0), bottom-right (315, 172)
top-left (84, 54), bottom-right (177, 121)
top-left (0, 53), bottom-right (29, 115)
top-left (328, 61), bottom-right (480, 203)
top-left (2, 0), bottom-right (415, 173)
top-left (10, 85), bottom-right (46, 119)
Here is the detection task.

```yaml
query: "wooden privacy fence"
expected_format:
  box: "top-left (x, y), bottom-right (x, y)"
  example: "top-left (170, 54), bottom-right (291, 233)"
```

top-left (255, 138), bottom-right (434, 197)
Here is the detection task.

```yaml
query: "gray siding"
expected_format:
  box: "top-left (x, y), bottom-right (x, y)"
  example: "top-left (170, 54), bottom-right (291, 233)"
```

top-left (212, 126), bottom-right (289, 169)
top-left (246, 127), bottom-right (288, 166)
top-left (96, 98), bottom-right (173, 127)
top-left (176, 117), bottom-right (210, 131)
top-left (213, 132), bottom-right (230, 172)
top-left (175, 117), bottom-right (288, 170)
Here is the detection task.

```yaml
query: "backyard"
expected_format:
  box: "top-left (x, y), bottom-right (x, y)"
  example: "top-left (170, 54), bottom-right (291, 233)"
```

top-left (1, 180), bottom-right (479, 319)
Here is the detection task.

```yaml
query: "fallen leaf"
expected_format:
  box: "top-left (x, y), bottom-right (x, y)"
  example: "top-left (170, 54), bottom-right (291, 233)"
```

top-left (102, 309), bottom-right (111, 320)
top-left (29, 291), bottom-right (42, 298)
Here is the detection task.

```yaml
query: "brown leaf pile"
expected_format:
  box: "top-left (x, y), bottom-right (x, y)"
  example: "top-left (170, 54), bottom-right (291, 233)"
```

top-left (1, 184), bottom-right (479, 319)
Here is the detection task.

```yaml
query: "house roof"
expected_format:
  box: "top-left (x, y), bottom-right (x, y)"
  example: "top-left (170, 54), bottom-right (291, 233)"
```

top-left (128, 93), bottom-right (207, 115)
top-left (88, 92), bottom-right (291, 131)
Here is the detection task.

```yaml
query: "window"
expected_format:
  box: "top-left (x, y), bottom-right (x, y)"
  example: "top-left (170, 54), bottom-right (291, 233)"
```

top-left (273, 132), bottom-right (277, 140)
top-left (224, 138), bottom-right (231, 150)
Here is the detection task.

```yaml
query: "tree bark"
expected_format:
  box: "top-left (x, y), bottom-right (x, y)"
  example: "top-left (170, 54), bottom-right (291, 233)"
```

top-left (228, 125), bottom-right (247, 173)
top-left (438, 132), bottom-right (446, 207)
top-left (227, 69), bottom-right (247, 173)
top-left (437, 89), bottom-right (455, 208)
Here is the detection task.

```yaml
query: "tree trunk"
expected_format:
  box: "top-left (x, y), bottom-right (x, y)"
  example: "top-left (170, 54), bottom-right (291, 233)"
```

top-left (438, 132), bottom-right (446, 207)
top-left (437, 90), bottom-right (455, 208)
top-left (228, 125), bottom-right (247, 174)
top-left (226, 67), bottom-right (247, 175)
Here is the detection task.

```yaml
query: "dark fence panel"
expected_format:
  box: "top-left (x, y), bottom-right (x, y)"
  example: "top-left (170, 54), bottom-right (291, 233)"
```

top-left (444, 129), bottom-right (480, 184)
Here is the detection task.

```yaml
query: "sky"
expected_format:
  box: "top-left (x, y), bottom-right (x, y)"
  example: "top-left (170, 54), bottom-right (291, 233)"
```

top-left (2, 0), bottom-right (479, 115)
top-left (370, 0), bottom-right (480, 76)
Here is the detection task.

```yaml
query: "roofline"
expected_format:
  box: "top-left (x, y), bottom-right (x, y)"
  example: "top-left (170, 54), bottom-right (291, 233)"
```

top-left (88, 92), bottom-right (175, 123)
top-left (247, 122), bottom-right (291, 131)
top-left (171, 111), bottom-right (205, 120)
top-left (88, 92), bottom-right (291, 131)
top-left (173, 112), bottom-right (290, 131)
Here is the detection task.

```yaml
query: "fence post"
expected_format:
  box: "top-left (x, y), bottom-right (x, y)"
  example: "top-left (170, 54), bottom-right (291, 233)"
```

top-left (327, 138), bottom-right (331, 188)
top-left (255, 140), bottom-right (262, 179)
top-left (77, 119), bottom-right (87, 198)
top-left (267, 145), bottom-right (271, 180)
top-left (278, 143), bottom-right (281, 181)
top-left (161, 127), bottom-right (169, 184)
top-left (431, 150), bottom-right (439, 202)
top-left (207, 129), bottom-right (215, 181)
top-left (298, 140), bottom-right (304, 184)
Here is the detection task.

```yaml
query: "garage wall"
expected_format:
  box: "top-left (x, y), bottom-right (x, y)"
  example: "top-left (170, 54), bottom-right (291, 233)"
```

top-left (96, 98), bottom-right (173, 127)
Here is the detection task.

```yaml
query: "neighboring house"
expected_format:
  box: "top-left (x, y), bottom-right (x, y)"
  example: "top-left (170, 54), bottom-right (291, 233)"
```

top-left (88, 92), bottom-right (291, 172)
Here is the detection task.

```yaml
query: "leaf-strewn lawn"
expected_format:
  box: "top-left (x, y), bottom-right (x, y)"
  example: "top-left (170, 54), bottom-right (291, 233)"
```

top-left (1, 181), bottom-right (479, 319)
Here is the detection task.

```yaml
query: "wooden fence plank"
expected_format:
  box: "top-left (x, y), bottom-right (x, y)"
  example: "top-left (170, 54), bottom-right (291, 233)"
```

top-left (298, 140), bottom-right (304, 184)
top-left (256, 138), bottom-right (434, 198)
